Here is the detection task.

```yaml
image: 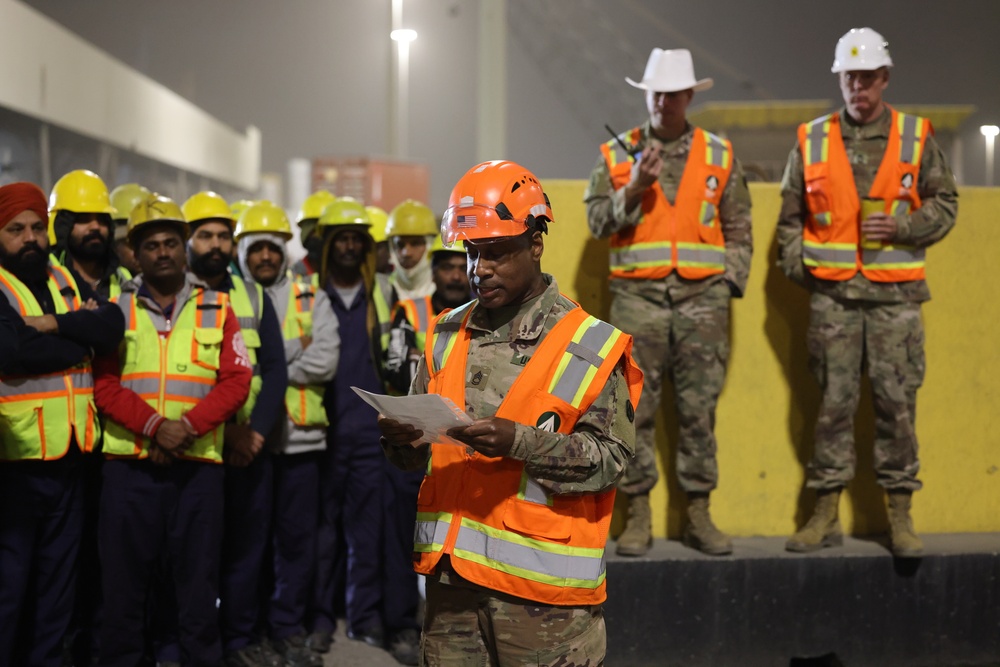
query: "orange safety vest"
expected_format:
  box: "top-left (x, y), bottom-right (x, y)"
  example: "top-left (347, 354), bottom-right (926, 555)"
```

top-left (602, 126), bottom-right (732, 280)
top-left (414, 299), bottom-right (644, 606)
top-left (394, 295), bottom-right (434, 352)
top-left (0, 261), bottom-right (100, 459)
top-left (798, 108), bottom-right (930, 282)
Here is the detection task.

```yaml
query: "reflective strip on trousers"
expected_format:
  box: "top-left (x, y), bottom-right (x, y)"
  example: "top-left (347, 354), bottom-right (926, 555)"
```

top-left (803, 242), bottom-right (856, 268)
top-left (676, 244), bottom-right (725, 269)
top-left (453, 520), bottom-right (606, 589)
top-left (414, 514), bottom-right (452, 553)
top-left (610, 244), bottom-right (672, 270)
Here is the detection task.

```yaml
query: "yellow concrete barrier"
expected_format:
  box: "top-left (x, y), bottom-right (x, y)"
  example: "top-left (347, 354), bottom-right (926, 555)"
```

top-left (541, 180), bottom-right (998, 538)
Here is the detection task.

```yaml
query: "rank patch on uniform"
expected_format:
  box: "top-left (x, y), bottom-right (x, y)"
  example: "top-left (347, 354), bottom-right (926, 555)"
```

top-left (468, 365), bottom-right (491, 390)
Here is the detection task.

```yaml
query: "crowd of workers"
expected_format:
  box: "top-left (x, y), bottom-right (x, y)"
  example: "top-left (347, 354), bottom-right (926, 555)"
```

top-left (0, 25), bottom-right (956, 667)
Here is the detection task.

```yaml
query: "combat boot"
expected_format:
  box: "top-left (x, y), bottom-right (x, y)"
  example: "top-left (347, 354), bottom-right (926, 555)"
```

top-left (786, 489), bottom-right (843, 553)
top-left (615, 494), bottom-right (652, 556)
top-left (886, 490), bottom-right (924, 558)
top-left (682, 493), bottom-right (733, 556)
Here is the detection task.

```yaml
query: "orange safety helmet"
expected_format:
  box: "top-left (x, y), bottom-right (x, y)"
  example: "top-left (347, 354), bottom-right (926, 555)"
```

top-left (440, 160), bottom-right (553, 247)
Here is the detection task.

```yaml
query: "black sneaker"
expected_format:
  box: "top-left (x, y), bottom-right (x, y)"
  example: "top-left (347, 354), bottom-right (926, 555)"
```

top-left (346, 625), bottom-right (384, 648)
top-left (388, 628), bottom-right (420, 666)
top-left (304, 629), bottom-right (333, 654)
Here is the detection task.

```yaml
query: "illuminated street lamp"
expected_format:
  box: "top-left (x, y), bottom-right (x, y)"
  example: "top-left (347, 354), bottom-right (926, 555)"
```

top-left (390, 28), bottom-right (417, 43)
top-left (981, 125), bottom-right (999, 186)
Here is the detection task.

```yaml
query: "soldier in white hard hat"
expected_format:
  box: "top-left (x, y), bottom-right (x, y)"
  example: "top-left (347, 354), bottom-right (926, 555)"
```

top-left (776, 28), bottom-right (958, 557)
top-left (584, 47), bottom-right (753, 557)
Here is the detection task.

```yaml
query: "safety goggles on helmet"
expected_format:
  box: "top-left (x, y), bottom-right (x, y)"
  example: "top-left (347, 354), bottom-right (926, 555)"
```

top-left (440, 201), bottom-right (549, 247)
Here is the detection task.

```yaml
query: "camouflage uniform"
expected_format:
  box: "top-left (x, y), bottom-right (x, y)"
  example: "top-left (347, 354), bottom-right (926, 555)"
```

top-left (383, 275), bottom-right (634, 666)
top-left (777, 107), bottom-right (958, 490)
top-left (584, 121), bottom-right (753, 495)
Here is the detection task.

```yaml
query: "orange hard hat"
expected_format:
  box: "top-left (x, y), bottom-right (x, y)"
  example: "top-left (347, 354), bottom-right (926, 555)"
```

top-left (440, 160), bottom-right (552, 247)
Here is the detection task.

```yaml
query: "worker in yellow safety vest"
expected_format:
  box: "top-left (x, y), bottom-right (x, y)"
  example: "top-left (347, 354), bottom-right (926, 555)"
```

top-left (49, 169), bottom-right (133, 301)
top-left (379, 160), bottom-right (643, 665)
top-left (92, 192), bottom-right (252, 665)
top-left (236, 201), bottom-right (339, 664)
top-left (0, 181), bottom-right (124, 666)
top-left (179, 190), bottom-right (290, 663)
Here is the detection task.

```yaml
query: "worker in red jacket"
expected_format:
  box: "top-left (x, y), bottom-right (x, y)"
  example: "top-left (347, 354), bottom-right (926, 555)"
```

top-left (92, 193), bottom-right (251, 666)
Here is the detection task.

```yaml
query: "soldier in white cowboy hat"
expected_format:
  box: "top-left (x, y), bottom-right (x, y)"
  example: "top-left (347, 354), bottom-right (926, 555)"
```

top-left (584, 47), bottom-right (753, 557)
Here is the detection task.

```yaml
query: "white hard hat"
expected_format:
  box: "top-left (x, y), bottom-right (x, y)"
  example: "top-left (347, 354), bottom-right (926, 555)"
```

top-left (831, 27), bottom-right (893, 73)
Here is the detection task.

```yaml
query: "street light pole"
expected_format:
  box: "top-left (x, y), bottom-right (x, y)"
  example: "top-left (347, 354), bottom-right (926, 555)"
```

top-left (389, 0), bottom-right (416, 159)
top-left (980, 125), bottom-right (999, 186)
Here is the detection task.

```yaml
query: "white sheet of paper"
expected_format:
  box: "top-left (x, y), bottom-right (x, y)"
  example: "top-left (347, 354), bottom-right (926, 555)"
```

top-left (351, 387), bottom-right (473, 447)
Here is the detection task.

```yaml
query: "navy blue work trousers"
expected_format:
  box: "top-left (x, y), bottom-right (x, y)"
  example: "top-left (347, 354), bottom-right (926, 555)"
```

top-left (268, 450), bottom-right (320, 639)
top-left (0, 448), bottom-right (83, 667)
top-left (382, 459), bottom-right (423, 635)
top-left (98, 458), bottom-right (224, 667)
top-left (311, 429), bottom-right (384, 636)
top-left (220, 452), bottom-right (274, 653)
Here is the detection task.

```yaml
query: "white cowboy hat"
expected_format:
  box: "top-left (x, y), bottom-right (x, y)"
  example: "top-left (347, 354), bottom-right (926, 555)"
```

top-left (626, 48), bottom-right (713, 93)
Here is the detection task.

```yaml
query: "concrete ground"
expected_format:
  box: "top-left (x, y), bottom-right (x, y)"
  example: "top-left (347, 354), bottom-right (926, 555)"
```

top-left (322, 621), bottom-right (407, 667)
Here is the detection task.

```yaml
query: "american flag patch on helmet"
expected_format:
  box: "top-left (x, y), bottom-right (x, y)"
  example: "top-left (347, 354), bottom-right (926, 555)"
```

top-left (456, 215), bottom-right (477, 228)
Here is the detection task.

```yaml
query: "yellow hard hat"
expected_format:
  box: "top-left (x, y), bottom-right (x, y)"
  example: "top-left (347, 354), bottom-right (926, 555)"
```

top-left (230, 199), bottom-right (256, 222)
top-left (317, 196), bottom-right (371, 230)
top-left (386, 199), bottom-right (438, 238)
top-left (49, 169), bottom-right (115, 215)
top-left (366, 206), bottom-right (389, 243)
top-left (183, 191), bottom-right (235, 229)
top-left (429, 235), bottom-right (464, 257)
top-left (297, 190), bottom-right (337, 223)
top-left (127, 193), bottom-right (188, 245)
top-left (235, 201), bottom-right (293, 241)
top-left (110, 183), bottom-right (151, 222)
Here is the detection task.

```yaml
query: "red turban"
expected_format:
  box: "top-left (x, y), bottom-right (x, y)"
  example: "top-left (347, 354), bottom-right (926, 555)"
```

top-left (0, 182), bottom-right (49, 230)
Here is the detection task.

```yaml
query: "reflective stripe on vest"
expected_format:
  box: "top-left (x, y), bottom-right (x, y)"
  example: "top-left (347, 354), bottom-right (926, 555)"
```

top-left (229, 278), bottom-right (263, 424)
top-left (799, 109), bottom-right (928, 282)
top-left (400, 295), bottom-right (433, 352)
top-left (374, 275), bottom-right (393, 350)
top-left (0, 262), bottom-right (98, 460)
top-left (102, 288), bottom-right (228, 462)
top-left (417, 300), bottom-right (644, 605)
top-left (603, 127), bottom-right (731, 280)
top-left (282, 280), bottom-right (328, 427)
